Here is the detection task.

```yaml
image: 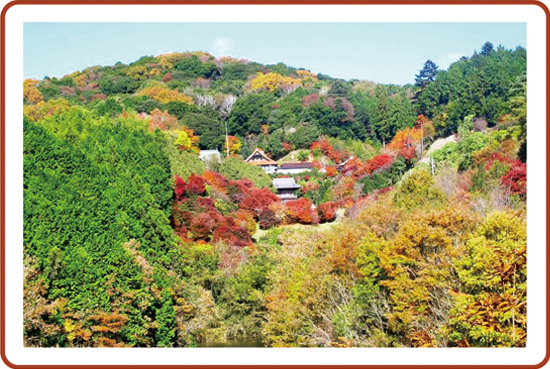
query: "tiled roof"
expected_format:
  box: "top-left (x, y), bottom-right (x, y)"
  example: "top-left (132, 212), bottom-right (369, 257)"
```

top-left (273, 178), bottom-right (301, 189)
top-left (279, 162), bottom-right (314, 169)
top-left (245, 148), bottom-right (276, 163)
top-left (249, 160), bottom-right (278, 166)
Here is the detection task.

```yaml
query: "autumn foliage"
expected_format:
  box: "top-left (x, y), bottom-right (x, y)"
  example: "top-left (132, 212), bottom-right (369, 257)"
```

top-left (284, 198), bottom-right (319, 225)
top-left (240, 188), bottom-right (280, 217)
top-left (137, 86), bottom-right (194, 104)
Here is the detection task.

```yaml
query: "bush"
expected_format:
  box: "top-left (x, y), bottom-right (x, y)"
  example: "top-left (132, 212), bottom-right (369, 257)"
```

top-left (317, 202), bottom-right (338, 223)
top-left (393, 169), bottom-right (446, 210)
top-left (285, 198), bottom-right (319, 224)
top-left (240, 188), bottom-right (280, 217)
top-left (259, 208), bottom-right (281, 229)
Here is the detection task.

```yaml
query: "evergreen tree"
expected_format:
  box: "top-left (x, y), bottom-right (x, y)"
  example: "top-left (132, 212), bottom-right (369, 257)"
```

top-left (155, 290), bottom-right (176, 347)
top-left (481, 41), bottom-right (495, 56)
top-left (415, 59), bottom-right (439, 88)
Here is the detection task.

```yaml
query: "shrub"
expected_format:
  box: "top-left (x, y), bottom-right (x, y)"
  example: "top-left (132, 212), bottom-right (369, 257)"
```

top-left (317, 202), bottom-right (338, 223)
top-left (240, 188), bottom-right (280, 217)
top-left (233, 209), bottom-right (258, 234)
top-left (186, 174), bottom-right (206, 196)
top-left (189, 213), bottom-right (216, 240)
top-left (500, 163), bottom-right (526, 195)
top-left (393, 169), bottom-right (446, 210)
top-left (258, 208), bottom-right (281, 229)
top-left (212, 226), bottom-right (253, 247)
top-left (285, 198), bottom-right (319, 224)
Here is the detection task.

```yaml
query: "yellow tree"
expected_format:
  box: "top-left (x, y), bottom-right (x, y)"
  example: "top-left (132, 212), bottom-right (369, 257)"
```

top-left (447, 211), bottom-right (526, 347)
top-left (250, 72), bottom-right (301, 93)
top-left (174, 128), bottom-right (200, 154)
top-left (137, 86), bottom-right (194, 105)
top-left (23, 79), bottom-right (43, 105)
top-left (224, 135), bottom-right (241, 155)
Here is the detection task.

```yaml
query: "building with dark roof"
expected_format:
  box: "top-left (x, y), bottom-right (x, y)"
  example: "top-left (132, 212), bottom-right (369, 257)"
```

top-left (277, 162), bottom-right (315, 175)
top-left (273, 178), bottom-right (301, 204)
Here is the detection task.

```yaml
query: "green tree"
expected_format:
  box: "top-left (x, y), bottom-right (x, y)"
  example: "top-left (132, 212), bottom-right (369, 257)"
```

top-left (415, 60), bottom-right (439, 88)
top-left (481, 41), bottom-right (495, 56)
top-left (181, 113), bottom-right (225, 150)
top-left (228, 92), bottom-right (274, 136)
top-left (156, 290), bottom-right (176, 347)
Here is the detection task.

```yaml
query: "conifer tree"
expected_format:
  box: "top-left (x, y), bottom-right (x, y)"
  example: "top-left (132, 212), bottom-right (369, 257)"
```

top-left (415, 59), bottom-right (439, 88)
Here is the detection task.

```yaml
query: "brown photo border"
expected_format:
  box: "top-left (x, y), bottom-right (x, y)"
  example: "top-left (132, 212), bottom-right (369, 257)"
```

top-left (0, 1), bottom-right (547, 367)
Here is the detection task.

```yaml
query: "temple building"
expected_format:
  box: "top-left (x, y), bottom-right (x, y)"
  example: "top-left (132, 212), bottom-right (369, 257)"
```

top-left (244, 148), bottom-right (278, 174)
top-left (272, 178), bottom-right (301, 204)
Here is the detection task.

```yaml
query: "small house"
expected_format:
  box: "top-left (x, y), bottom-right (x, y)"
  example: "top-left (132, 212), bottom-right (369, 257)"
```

top-left (273, 178), bottom-right (301, 204)
top-left (199, 149), bottom-right (221, 163)
top-left (245, 148), bottom-right (278, 174)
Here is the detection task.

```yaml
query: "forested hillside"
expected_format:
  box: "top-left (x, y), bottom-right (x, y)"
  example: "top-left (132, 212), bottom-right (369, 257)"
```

top-left (23, 41), bottom-right (527, 347)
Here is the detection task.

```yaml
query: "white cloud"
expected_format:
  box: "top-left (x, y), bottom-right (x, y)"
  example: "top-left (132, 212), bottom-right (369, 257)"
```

top-left (435, 52), bottom-right (467, 69)
top-left (212, 38), bottom-right (234, 57)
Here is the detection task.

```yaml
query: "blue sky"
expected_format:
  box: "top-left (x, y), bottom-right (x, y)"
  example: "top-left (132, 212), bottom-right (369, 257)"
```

top-left (24, 22), bottom-right (526, 85)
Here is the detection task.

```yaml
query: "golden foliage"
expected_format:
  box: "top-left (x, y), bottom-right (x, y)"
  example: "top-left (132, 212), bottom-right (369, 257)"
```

top-left (173, 127), bottom-right (200, 154)
top-left (23, 79), bottom-right (43, 105)
top-left (23, 98), bottom-right (71, 122)
top-left (137, 86), bottom-right (194, 105)
top-left (250, 72), bottom-right (302, 92)
top-left (224, 135), bottom-right (242, 155)
top-left (296, 69), bottom-right (318, 81)
top-left (447, 211), bottom-right (526, 347)
top-left (126, 65), bottom-right (148, 80)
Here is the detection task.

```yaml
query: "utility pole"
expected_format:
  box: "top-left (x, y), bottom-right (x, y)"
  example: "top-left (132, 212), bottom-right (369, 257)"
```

top-left (225, 120), bottom-right (230, 157)
top-left (421, 122), bottom-right (424, 157)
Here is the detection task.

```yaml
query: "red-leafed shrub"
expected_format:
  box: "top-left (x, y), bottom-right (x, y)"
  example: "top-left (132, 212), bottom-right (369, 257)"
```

top-left (172, 208), bottom-right (193, 239)
top-left (366, 154), bottom-right (394, 174)
top-left (163, 73), bottom-right (173, 82)
top-left (91, 93), bottom-right (107, 101)
top-left (325, 166), bottom-right (338, 178)
top-left (318, 202), bottom-right (338, 223)
top-left (212, 226), bottom-right (253, 247)
top-left (501, 163), bottom-right (527, 195)
top-left (302, 93), bottom-right (319, 107)
top-left (399, 146), bottom-right (416, 161)
top-left (190, 213), bottom-right (216, 240)
top-left (282, 142), bottom-right (292, 152)
top-left (203, 171), bottom-right (230, 193)
top-left (240, 188), bottom-right (280, 216)
top-left (186, 174), bottom-right (206, 196)
top-left (258, 208), bottom-right (281, 229)
top-left (174, 175), bottom-right (187, 202)
top-left (285, 197), bottom-right (319, 225)
top-left (223, 216), bottom-right (237, 228)
top-left (195, 197), bottom-right (216, 212)
top-left (311, 139), bottom-right (343, 164)
top-left (481, 152), bottom-right (518, 172)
